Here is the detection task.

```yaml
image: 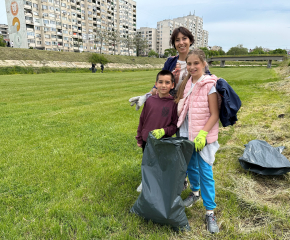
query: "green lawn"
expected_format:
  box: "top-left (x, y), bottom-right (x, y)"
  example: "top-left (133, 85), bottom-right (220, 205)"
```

top-left (0, 68), bottom-right (289, 239)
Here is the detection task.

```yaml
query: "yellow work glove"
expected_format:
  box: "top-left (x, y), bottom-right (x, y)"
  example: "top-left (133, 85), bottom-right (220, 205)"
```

top-left (193, 130), bottom-right (208, 152)
top-left (151, 128), bottom-right (165, 139)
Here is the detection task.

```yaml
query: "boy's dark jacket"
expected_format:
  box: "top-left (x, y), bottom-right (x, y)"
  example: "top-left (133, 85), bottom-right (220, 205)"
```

top-left (136, 94), bottom-right (178, 145)
top-left (216, 78), bottom-right (241, 127)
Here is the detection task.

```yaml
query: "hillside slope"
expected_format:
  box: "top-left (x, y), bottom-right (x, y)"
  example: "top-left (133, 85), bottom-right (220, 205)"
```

top-left (0, 47), bottom-right (166, 65)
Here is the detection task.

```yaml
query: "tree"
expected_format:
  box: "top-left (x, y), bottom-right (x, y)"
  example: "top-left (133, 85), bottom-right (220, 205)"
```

top-left (95, 30), bottom-right (108, 54)
top-left (122, 34), bottom-right (134, 56)
top-left (269, 48), bottom-right (287, 54)
top-left (0, 35), bottom-right (6, 47)
top-left (148, 50), bottom-right (158, 58)
top-left (108, 30), bottom-right (121, 55)
top-left (217, 49), bottom-right (226, 55)
top-left (164, 48), bottom-right (177, 58)
top-left (88, 53), bottom-right (109, 65)
top-left (249, 46), bottom-right (265, 54)
top-left (227, 44), bottom-right (248, 55)
top-left (133, 33), bottom-right (148, 56)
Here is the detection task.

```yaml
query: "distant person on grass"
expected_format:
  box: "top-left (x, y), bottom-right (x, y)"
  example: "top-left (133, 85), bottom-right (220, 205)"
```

top-left (135, 70), bottom-right (178, 192)
top-left (101, 64), bottom-right (104, 73)
top-left (91, 63), bottom-right (96, 73)
top-left (175, 49), bottom-right (221, 234)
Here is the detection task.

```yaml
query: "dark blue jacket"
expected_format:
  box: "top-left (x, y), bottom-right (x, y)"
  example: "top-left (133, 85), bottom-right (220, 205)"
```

top-left (163, 56), bottom-right (179, 72)
top-left (216, 78), bottom-right (242, 127)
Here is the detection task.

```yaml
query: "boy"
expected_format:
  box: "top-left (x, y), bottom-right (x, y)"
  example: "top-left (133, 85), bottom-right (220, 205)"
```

top-left (135, 70), bottom-right (178, 192)
top-left (136, 70), bottom-right (178, 150)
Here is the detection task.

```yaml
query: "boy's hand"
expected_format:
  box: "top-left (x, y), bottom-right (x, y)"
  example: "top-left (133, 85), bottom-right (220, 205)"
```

top-left (193, 130), bottom-right (208, 152)
top-left (151, 128), bottom-right (165, 139)
top-left (137, 143), bottom-right (142, 148)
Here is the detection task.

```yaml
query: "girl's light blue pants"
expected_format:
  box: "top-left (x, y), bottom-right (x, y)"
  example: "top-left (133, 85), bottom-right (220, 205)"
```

top-left (187, 150), bottom-right (216, 210)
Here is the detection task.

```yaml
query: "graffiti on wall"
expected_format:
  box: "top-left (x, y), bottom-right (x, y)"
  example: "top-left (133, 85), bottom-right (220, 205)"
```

top-left (6, 0), bottom-right (28, 48)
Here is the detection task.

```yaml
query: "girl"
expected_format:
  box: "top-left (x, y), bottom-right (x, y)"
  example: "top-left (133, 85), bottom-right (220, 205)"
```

top-left (175, 49), bottom-right (220, 234)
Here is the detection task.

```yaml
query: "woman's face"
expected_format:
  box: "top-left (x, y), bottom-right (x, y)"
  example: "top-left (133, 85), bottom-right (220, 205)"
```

top-left (174, 32), bottom-right (192, 55)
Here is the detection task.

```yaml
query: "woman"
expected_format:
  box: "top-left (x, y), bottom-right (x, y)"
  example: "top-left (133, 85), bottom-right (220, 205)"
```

top-left (129, 26), bottom-right (210, 109)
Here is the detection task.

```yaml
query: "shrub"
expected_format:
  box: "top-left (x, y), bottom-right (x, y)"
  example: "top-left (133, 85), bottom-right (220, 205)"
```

top-left (88, 53), bottom-right (109, 65)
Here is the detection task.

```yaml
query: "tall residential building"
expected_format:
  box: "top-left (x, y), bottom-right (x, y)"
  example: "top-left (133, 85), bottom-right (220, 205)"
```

top-left (156, 14), bottom-right (208, 55)
top-left (0, 24), bottom-right (10, 41)
top-left (5, 0), bottom-right (136, 55)
top-left (136, 27), bottom-right (157, 55)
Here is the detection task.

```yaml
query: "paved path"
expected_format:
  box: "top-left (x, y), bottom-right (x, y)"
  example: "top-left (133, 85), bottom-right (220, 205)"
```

top-left (0, 60), bottom-right (164, 69)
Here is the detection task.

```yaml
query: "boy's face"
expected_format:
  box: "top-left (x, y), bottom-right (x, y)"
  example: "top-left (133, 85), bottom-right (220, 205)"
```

top-left (156, 75), bottom-right (174, 97)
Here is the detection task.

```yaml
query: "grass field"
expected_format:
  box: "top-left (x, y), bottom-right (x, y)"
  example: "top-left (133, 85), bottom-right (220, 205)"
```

top-left (0, 68), bottom-right (290, 239)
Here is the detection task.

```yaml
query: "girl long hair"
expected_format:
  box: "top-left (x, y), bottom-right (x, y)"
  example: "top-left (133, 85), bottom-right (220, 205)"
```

top-left (174, 49), bottom-right (207, 103)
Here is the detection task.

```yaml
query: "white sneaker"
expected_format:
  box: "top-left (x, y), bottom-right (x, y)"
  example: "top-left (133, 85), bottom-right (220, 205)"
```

top-left (136, 182), bottom-right (142, 192)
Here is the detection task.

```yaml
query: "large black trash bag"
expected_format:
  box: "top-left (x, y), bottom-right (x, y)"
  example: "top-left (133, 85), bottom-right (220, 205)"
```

top-left (130, 133), bottom-right (194, 231)
top-left (239, 140), bottom-right (290, 175)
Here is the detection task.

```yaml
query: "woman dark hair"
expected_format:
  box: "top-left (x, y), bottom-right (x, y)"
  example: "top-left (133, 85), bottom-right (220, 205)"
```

top-left (170, 27), bottom-right (194, 51)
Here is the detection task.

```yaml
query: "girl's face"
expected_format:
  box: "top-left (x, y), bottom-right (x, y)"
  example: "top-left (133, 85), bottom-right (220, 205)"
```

top-left (174, 32), bottom-right (192, 55)
top-left (186, 54), bottom-right (206, 79)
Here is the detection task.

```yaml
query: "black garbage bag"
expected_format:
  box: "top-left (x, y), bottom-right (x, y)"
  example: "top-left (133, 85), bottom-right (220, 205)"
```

top-left (239, 140), bottom-right (290, 175)
top-left (130, 133), bottom-right (194, 231)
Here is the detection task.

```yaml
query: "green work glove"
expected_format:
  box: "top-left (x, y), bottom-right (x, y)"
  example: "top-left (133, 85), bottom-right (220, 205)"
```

top-left (151, 128), bottom-right (165, 139)
top-left (193, 130), bottom-right (208, 152)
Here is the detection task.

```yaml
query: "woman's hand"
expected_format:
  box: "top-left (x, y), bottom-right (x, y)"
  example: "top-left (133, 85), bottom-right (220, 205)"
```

top-left (129, 94), bottom-right (147, 110)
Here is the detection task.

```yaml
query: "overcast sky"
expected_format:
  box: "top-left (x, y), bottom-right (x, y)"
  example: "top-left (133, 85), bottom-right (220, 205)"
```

top-left (1, 0), bottom-right (289, 51)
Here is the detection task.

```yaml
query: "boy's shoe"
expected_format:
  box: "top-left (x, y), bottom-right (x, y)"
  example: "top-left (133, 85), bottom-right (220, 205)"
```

top-left (205, 213), bottom-right (219, 234)
top-left (183, 191), bottom-right (200, 208)
top-left (136, 182), bottom-right (142, 192)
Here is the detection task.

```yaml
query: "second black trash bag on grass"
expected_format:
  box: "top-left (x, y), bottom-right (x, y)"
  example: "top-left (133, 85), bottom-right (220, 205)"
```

top-left (239, 140), bottom-right (290, 175)
top-left (130, 133), bottom-right (194, 231)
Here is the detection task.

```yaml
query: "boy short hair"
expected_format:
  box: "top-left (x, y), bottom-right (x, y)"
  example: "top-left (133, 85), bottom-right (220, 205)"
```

top-left (156, 70), bottom-right (175, 84)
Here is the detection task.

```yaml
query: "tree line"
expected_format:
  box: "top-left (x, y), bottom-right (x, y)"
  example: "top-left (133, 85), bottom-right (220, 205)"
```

top-left (201, 44), bottom-right (287, 57)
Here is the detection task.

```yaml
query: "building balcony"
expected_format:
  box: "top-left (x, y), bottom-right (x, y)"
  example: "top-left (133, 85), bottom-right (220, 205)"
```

top-left (24, 5), bottom-right (32, 10)
top-left (25, 12), bottom-right (33, 17)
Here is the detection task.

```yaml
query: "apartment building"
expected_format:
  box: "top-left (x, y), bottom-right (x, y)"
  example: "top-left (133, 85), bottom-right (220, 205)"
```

top-left (5, 0), bottom-right (136, 55)
top-left (136, 27), bottom-right (157, 54)
top-left (0, 24), bottom-right (9, 41)
top-left (156, 14), bottom-right (208, 55)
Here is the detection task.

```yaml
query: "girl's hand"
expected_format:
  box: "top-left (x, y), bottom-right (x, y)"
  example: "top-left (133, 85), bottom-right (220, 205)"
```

top-left (193, 130), bottom-right (208, 152)
top-left (137, 143), bottom-right (142, 148)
